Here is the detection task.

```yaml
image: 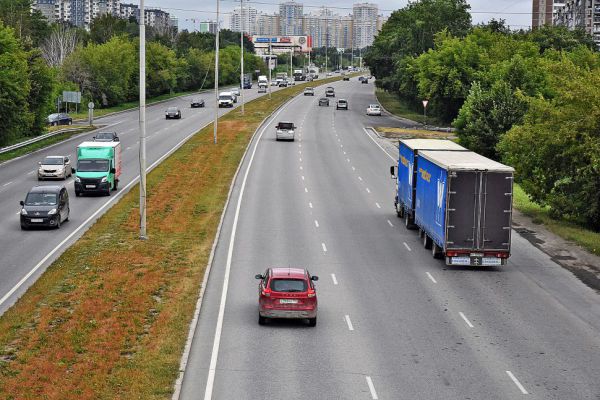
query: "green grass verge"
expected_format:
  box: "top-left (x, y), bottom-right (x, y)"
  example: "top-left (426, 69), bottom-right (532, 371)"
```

top-left (375, 88), bottom-right (449, 127)
top-left (513, 184), bottom-right (600, 256)
top-left (0, 127), bottom-right (97, 164)
top-left (0, 75), bottom-right (344, 399)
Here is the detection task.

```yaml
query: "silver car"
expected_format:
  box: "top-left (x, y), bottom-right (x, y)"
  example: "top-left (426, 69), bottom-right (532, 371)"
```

top-left (38, 156), bottom-right (72, 180)
top-left (275, 121), bottom-right (296, 141)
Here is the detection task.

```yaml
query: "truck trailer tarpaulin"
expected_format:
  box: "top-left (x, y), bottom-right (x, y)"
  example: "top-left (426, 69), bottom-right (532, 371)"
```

top-left (414, 150), bottom-right (514, 267)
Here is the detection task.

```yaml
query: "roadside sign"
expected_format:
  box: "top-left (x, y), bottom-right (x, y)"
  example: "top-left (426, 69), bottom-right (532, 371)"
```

top-left (88, 102), bottom-right (95, 109)
top-left (63, 91), bottom-right (82, 104)
top-left (422, 100), bottom-right (429, 108)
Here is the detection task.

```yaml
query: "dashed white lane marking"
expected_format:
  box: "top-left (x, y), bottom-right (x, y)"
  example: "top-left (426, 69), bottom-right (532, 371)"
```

top-left (459, 312), bottom-right (474, 328)
top-left (28, 170), bottom-right (35, 175)
top-left (304, 187), bottom-right (308, 193)
top-left (314, 220), bottom-right (319, 228)
top-left (299, 151), bottom-right (302, 155)
top-left (3, 181), bottom-right (13, 187)
top-left (366, 376), bottom-right (379, 400)
top-left (321, 242), bottom-right (327, 252)
top-left (343, 151), bottom-right (347, 155)
top-left (358, 176), bottom-right (363, 181)
top-left (331, 274), bottom-right (338, 285)
top-left (126, 146), bottom-right (132, 150)
top-left (387, 219), bottom-right (393, 227)
top-left (506, 371), bottom-right (529, 395)
top-left (344, 315), bottom-right (354, 331)
top-left (375, 202), bottom-right (381, 209)
top-left (309, 202), bottom-right (313, 208)
top-left (301, 175), bottom-right (305, 180)
top-left (366, 188), bottom-right (371, 193)
top-left (15, 210), bottom-right (21, 215)
top-left (347, 158), bottom-right (350, 163)
top-left (426, 272), bottom-right (437, 283)
top-left (352, 166), bottom-right (356, 171)
top-left (300, 166), bottom-right (303, 170)
top-left (403, 242), bottom-right (411, 251)
top-left (299, 158), bottom-right (302, 162)
top-left (338, 138), bottom-right (341, 142)
top-left (340, 144), bottom-right (343, 148)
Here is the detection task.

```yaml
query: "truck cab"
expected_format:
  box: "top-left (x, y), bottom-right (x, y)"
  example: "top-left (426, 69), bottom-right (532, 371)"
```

top-left (73, 141), bottom-right (121, 196)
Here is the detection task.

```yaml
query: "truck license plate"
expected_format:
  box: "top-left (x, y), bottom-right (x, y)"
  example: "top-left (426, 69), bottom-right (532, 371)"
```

top-left (86, 185), bottom-right (95, 188)
top-left (30, 218), bottom-right (43, 223)
top-left (280, 299), bottom-right (298, 304)
top-left (482, 257), bottom-right (502, 266)
top-left (450, 257), bottom-right (471, 265)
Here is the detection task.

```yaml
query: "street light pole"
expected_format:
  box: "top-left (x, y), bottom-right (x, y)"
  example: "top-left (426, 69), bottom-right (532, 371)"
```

top-left (268, 42), bottom-right (272, 100)
top-left (139, 0), bottom-right (147, 240)
top-left (239, 0), bottom-right (245, 114)
top-left (214, 0), bottom-right (220, 144)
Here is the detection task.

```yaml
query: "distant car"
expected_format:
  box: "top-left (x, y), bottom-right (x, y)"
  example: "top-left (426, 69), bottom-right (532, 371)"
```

top-left (165, 107), bottom-right (182, 119)
top-left (304, 87), bottom-right (315, 96)
top-left (20, 185), bottom-right (70, 230)
top-left (275, 121), bottom-right (296, 141)
top-left (255, 267), bottom-right (318, 326)
top-left (343, 75), bottom-right (350, 81)
top-left (93, 131), bottom-right (119, 142)
top-left (358, 76), bottom-right (365, 82)
top-left (318, 98), bottom-right (329, 107)
top-left (361, 77), bottom-right (369, 84)
top-left (38, 156), bottom-right (72, 180)
top-left (307, 75), bottom-right (314, 82)
top-left (271, 80), bottom-right (279, 86)
top-left (334, 70), bottom-right (340, 73)
top-left (231, 87), bottom-right (241, 96)
top-left (278, 80), bottom-right (287, 87)
top-left (191, 98), bottom-right (205, 108)
top-left (258, 86), bottom-right (267, 93)
top-left (336, 99), bottom-right (349, 110)
top-left (325, 87), bottom-right (335, 97)
top-left (326, 72), bottom-right (333, 77)
top-left (47, 113), bottom-right (72, 126)
top-left (218, 92), bottom-right (235, 108)
top-left (366, 104), bottom-right (382, 116)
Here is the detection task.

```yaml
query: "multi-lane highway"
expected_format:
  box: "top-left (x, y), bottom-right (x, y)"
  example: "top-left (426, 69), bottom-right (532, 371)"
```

top-left (0, 83), bottom-right (293, 314)
top-left (178, 79), bottom-right (600, 399)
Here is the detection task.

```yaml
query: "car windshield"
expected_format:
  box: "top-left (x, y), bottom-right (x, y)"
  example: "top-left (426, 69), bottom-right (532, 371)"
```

top-left (77, 159), bottom-right (109, 172)
top-left (42, 157), bottom-right (63, 165)
top-left (96, 133), bottom-right (114, 140)
top-left (167, 107), bottom-right (178, 112)
top-left (48, 113), bottom-right (59, 119)
top-left (219, 95), bottom-right (232, 101)
top-left (370, 104), bottom-right (380, 109)
top-left (278, 122), bottom-right (294, 130)
top-left (339, 100), bottom-right (347, 104)
top-left (25, 192), bottom-right (57, 206)
top-left (270, 279), bottom-right (307, 292)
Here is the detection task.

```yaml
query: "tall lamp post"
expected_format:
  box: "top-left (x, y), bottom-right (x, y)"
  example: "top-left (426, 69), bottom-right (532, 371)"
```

top-left (139, 0), bottom-right (147, 239)
top-left (213, 0), bottom-right (220, 144)
top-left (239, 0), bottom-right (245, 114)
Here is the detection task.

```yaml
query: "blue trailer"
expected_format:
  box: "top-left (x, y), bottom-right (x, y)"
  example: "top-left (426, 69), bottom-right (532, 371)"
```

top-left (393, 139), bottom-right (466, 228)
top-left (414, 150), bottom-right (514, 266)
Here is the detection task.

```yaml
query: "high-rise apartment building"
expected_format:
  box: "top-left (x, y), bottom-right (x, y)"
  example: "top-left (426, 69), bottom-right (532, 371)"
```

top-left (33, 0), bottom-right (57, 22)
top-left (230, 6), bottom-right (258, 34)
top-left (34, 0), bottom-right (121, 28)
top-left (199, 21), bottom-right (218, 34)
top-left (279, 1), bottom-right (304, 35)
top-left (256, 12), bottom-right (280, 36)
top-left (532, 0), bottom-right (566, 27)
top-left (353, 3), bottom-right (378, 48)
top-left (554, 0), bottom-right (600, 46)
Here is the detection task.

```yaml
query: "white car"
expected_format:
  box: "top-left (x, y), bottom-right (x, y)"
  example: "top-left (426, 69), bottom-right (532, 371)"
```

top-left (218, 92), bottom-right (235, 108)
top-left (366, 104), bottom-right (382, 116)
top-left (231, 87), bottom-right (240, 96)
top-left (38, 156), bottom-right (72, 180)
top-left (275, 121), bottom-right (296, 141)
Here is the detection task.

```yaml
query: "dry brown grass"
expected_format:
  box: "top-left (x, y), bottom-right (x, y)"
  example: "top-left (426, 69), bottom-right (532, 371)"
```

top-left (0, 77), bottom-right (343, 399)
top-left (374, 126), bottom-right (458, 140)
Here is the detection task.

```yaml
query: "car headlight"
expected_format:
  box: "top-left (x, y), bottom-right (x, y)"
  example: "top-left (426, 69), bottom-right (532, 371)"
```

top-left (101, 176), bottom-right (108, 183)
top-left (48, 209), bottom-right (57, 215)
top-left (21, 209), bottom-right (27, 215)
top-left (75, 176), bottom-right (80, 183)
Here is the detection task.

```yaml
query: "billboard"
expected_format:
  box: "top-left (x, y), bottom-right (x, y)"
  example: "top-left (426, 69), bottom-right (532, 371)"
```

top-left (251, 35), bottom-right (312, 53)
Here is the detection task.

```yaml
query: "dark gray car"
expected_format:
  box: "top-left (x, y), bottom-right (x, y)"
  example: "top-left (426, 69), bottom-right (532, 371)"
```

top-left (93, 131), bottom-right (119, 142)
top-left (165, 107), bottom-right (182, 119)
top-left (20, 185), bottom-right (70, 230)
top-left (47, 113), bottom-right (72, 126)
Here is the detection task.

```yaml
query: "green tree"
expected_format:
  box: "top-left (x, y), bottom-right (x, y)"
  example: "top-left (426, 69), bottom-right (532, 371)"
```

top-left (0, 0), bottom-right (50, 47)
top-left (454, 81), bottom-right (526, 159)
top-left (146, 42), bottom-right (179, 97)
top-left (89, 13), bottom-right (135, 44)
top-left (524, 25), bottom-right (596, 53)
top-left (27, 49), bottom-right (56, 135)
top-left (0, 22), bottom-right (32, 145)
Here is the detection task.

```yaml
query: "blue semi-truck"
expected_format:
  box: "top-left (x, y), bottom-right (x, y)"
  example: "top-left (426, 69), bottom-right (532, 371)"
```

top-left (391, 139), bottom-right (515, 266)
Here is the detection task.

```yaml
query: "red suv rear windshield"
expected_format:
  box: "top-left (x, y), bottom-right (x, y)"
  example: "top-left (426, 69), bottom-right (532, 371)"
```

top-left (270, 279), bottom-right (307, 292)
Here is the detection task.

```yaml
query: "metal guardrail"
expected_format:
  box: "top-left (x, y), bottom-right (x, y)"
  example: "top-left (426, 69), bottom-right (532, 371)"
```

top-left (0, 126), bottom-right (89, 155)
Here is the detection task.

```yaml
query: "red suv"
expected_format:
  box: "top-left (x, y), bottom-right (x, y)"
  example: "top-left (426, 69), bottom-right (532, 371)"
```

top-left (255, 268), bottom-right (319, 326)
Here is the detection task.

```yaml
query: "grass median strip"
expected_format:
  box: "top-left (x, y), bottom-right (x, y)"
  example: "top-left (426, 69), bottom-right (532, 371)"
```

top-left (0, 76), bottom-right (342, 399)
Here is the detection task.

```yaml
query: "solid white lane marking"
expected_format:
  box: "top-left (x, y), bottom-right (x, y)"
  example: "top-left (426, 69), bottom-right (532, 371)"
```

top-left (331, 274), bottom-right (338, 285)
top-left (344, 315), bottom-right (354, 331)
top-left (375, 202), bottom-right (381, 208)
top-left (28, 170), bottom-right (35, 175)
top-left (309, 202), bottom-right (313, 208)
top-left (321, 242), bottom-right (327, 252)
top-left (403, 242), bottom-right (411, 251)
top-left (459, 312), bottom-right (474, 328)
top-left (3, 181), bottom-right (13, 187)
top-left (362, 128), bottom-right (395, 161)
top-left (366, 376), bottom-right (379, 400)
top-left (304, 187), bottom-right (308, 193)
top-left (387, 219), bottom-right (393, 227)
top-left (358, 176), bottom-right (363, 181)
top-left (352, 166), bottom-right (355, 171)
top-left (203, 100), bottom-right (290, 400)
top-left (426, 272), bottom-right (437, 283)
top-left (314, 220), bottom-right (319, 228)
top-left (506, 371), bottom-right (529, 395)
top-left (366, 188), bottom-right (371, 193)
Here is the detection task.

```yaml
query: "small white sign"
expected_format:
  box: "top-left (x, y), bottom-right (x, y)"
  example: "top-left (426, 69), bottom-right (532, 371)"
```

top-left (88, 102), bottom-right (95, 109)
top-left (422, 100), bottom-right (429, 108)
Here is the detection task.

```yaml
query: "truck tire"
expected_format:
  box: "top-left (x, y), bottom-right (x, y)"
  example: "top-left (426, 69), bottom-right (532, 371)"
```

top-left (405, 213), bottom-right (416, 230)
top-left (396, 204), bottom-right (404, 218)
top-left (423, 233), bottom-right (432, 249)
top-left (418, 228), bottom-right (425, 238)
top-left (431, 242), bottom-right (443, 259)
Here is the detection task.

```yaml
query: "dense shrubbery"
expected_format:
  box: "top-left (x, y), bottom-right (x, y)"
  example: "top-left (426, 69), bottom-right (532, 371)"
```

top-left (365, 0), bottom-right (600, 229)
top-left (0, 1), bottom-right (265, 146)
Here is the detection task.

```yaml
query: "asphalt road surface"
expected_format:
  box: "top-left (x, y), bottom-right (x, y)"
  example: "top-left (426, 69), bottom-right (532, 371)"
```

top-left (0, 82), bottom-right (298, 314)
top-left (178, 79), bottom-right (600, 399)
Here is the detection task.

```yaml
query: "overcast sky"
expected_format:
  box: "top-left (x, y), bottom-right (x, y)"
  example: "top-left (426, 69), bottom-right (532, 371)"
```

top-left (144, 0), bottom-right (533, 31)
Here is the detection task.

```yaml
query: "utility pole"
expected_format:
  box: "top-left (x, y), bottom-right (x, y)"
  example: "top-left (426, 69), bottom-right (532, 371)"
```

top-left (239, 0), bottom-right (245, 114)
top-left (139, 0), bottom-right (147, 239)
top-left (289, 47), bottom-right (292, 80)
top-left (268, 42), bottom-right (272, 100)
top-left (214, 0), bottom-right (220, 144)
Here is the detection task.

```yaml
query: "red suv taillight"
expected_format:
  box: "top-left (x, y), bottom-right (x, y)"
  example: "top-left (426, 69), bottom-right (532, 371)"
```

top-left (307, 289), bottom-right (316, 298)
top-left (261, 288), bottom-right (271, 297)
